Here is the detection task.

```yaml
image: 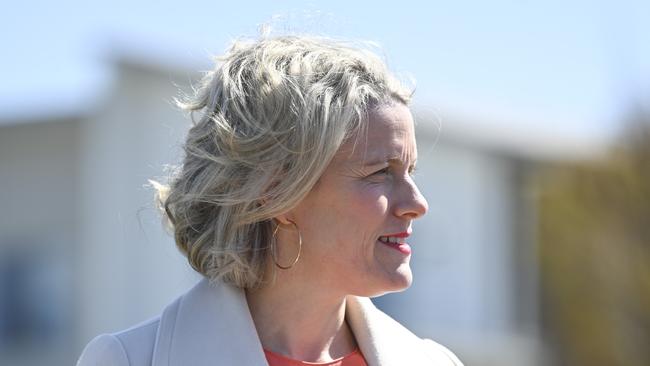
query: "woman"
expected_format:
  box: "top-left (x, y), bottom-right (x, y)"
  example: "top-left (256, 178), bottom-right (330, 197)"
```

top-left (77, 35), bottom-right (463, 366)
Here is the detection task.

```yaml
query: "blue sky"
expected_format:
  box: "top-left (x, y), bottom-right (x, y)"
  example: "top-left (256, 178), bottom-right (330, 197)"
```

top-left (2, 0), bottom-right (649, 145)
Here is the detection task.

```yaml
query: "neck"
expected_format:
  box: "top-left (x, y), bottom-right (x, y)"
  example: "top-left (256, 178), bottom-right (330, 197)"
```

top-left (245, 268), bottom-right (357, 363)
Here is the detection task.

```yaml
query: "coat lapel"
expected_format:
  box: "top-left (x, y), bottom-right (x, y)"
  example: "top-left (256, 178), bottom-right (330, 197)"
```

top-left (152, 278), bottom-right (268, 366)
top-left (346, 296), bottom-right (435, 366)
top-left (152, 279), bottom-right (436, 366)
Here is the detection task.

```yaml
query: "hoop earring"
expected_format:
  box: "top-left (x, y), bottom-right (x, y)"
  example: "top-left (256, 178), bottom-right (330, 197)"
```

top-left (271, 220), bottom-right (302, 270)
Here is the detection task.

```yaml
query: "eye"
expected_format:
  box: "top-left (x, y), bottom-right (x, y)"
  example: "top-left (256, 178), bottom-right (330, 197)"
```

top-left (370, 167), bottom-right (390, 176)
top-left (363, 167), bottom-right (390, 181)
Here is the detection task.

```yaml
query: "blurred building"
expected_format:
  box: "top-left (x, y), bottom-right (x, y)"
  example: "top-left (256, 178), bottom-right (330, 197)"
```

top-left (0, 46), bottom-right (586, 366)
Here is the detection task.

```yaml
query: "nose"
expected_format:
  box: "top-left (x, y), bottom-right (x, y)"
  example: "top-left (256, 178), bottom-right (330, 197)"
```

top-left (393, 176), bottom-right (428, 219)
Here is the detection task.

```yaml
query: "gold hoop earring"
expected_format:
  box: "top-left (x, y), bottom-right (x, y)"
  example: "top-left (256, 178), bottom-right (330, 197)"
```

top-left (271, 220), bottom-right (302, 270)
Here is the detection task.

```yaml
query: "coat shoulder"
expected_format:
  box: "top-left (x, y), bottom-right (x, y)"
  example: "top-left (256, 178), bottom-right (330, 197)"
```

top-left (77, 317), bottom-right (160, 366)
top-left (422, 339), bottom-right (464, 366)
top-left (77, 333), bottom-right (129, 366)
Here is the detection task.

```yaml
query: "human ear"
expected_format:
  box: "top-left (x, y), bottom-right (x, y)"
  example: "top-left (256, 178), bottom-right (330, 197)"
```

top-left (272, 213), bottom-right (294, 226)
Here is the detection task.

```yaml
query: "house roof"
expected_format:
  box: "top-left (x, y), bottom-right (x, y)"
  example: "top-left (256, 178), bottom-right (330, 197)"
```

top-left (414, 107), bottom-right (607, 161)
top-left (0, 41), bottom-right (607, 161)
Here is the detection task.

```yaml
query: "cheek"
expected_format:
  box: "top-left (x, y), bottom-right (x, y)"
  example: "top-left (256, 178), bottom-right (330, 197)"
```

top-left (341, 184), bottom-right (390, 247)
top-left (351, 183), bottom-right (390, 216)
top-left (300, 182), bottom-right (390, 256)
top-left (321, 182), bottom-right (388, 221)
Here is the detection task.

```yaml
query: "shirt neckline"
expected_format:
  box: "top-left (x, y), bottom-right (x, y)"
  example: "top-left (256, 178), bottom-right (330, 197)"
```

top-left (263, 347), bottom-right (361, 365)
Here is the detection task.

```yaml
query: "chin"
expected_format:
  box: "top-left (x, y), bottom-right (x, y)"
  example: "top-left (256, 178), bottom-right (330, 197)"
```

top-left (364, 264), bottom-right (413, 298)
top-left (387, 263), bottom-right (413, 292)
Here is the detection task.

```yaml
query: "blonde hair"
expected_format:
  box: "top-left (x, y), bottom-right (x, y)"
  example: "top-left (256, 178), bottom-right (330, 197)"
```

top-left (153, 35), bottom-right (412, 288)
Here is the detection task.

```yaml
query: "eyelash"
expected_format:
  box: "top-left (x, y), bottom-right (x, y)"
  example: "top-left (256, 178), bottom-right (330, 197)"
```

top-left (372, 167), bottom-right (390, 176)
top-left (369, 166), bottom-right (417, 177)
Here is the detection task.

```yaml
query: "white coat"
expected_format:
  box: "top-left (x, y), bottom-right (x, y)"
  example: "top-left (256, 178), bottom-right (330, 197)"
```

top-left (77, 278), bottom-right (463, 366)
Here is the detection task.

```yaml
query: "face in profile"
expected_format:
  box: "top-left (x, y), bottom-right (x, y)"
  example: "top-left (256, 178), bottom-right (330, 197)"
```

top-left (284, 103), bottom-right (429, 297)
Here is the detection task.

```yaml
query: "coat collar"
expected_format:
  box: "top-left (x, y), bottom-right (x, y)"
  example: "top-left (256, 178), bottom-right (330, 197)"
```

top-left (151, 278), bottom-right (434, 366)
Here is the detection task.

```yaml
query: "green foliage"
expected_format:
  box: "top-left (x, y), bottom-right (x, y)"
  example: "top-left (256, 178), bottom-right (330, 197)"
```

top-left (537, 110), bottom-right (650, 366)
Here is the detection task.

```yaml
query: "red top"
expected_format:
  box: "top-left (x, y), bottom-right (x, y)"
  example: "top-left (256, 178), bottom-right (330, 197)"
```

top-left (264, 348), bottom-right (368, 366)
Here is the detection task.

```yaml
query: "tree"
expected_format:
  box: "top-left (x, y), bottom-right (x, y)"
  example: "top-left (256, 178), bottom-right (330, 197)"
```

top-left (537, 107), bottom-right (650, 366)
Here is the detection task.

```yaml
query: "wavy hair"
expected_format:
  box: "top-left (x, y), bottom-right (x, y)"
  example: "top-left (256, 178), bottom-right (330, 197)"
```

top-left (152, 35), bottom-right (413, 288)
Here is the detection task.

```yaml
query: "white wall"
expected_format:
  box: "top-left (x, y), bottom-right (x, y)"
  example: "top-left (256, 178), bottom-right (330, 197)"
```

top-left (0, 120), bottom-right (81, 365)
top-left (374, 133), bottom-right (542, 365)
top-left (76, 63), bottom-right (200, 347)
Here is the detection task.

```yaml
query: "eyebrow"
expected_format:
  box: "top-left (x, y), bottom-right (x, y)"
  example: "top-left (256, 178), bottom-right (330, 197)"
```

top-left (362, 156), bottom-right (417, 167)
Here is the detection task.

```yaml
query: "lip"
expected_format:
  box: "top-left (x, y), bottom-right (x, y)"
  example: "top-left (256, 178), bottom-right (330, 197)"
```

top-left (377, 239), bottom-right (412, 255)
top-left (380, 231), bottom-right (411, 238)
top-left (377, 231), bottom-right (412, 255)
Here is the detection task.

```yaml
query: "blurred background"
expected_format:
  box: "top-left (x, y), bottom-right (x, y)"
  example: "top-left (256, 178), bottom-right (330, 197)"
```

top-left (1, 1), bottom-right (649, 365)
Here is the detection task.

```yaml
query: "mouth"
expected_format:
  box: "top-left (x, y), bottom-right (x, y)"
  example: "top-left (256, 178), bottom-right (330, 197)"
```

top-left (377, 232), bottom-right (412, 255)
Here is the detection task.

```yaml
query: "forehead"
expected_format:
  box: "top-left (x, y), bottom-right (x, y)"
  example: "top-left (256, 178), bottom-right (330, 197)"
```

top-left (336, 103), bottom-right (416, 164)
